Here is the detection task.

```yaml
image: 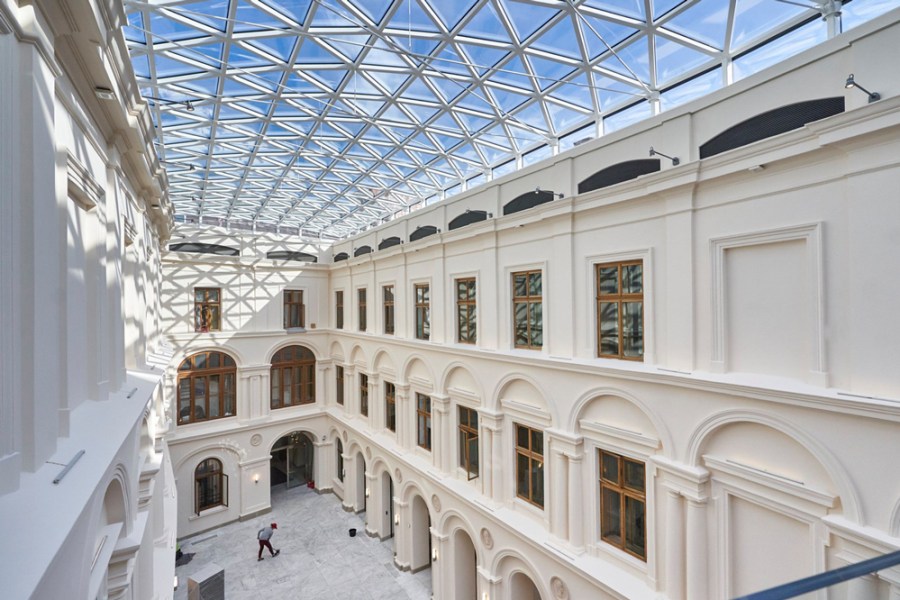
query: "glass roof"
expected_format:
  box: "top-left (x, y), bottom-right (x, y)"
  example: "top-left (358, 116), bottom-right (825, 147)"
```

top-left (125, 0), bottom-right (894, 239)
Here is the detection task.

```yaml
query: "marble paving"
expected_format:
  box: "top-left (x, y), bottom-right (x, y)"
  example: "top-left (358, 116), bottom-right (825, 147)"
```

top-left (174, 485), bottom-right (433, 600)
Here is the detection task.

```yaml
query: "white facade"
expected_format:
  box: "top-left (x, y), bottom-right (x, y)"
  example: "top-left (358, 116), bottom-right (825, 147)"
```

top-left (160, 13), bottom-right (900, 600)
top-left (0, 1), bottom-right (176, 598)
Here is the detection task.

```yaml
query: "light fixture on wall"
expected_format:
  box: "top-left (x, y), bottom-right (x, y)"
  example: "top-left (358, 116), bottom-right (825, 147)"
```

top-left (394, 514), bottom-right (400, 525)
top-left (253, 473), bottom-right (260, 484)
top-left (431, 548), bottom-right (438, 562)
top-left (845, 74), bottom-right (880, 103)
top-left (649, 146), bottom-right (680, 165)
top-left (365, 487), bottom-right (370, 498)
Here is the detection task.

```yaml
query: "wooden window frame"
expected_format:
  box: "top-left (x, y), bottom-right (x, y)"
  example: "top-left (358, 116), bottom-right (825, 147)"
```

top-left (515, 423), bottom-right (544, 508)
top-left (359, 373), bottom-right (369, 417)
top-left (385, 382), bottom-right (396, 432)
top-left (358, 288), bottom-right (367, 332)
top-left (270, 345), bottom-right (316, 409)
top-left (595, 260), bottom-right (644, 360)
top-left (335, 290), bottom-right (344, 329)
top-left (416, 393), bottom-right (432, 451)
top-left (283, 289), bottom-right (305, 329)
top-left (383, 285), bottom-right (395, 335)
top-left (599, 450), bottom-right (647, 561)
top-left (336, 365), bottom-right (344, 405)
top-left (414, 283), bottom-right (430, 340)
top-left (456, 278), bottom-right (477, 344)
top-left (458, 406), bottom-right (479, 480)
top-left (194, 287), bottom-right (221, 332)
top-left (511, 270), bottom-right (542, 349)
top-left (177, 351), bottom-right (237, 425)
top-left (194, 457), bottom-right (228, 514)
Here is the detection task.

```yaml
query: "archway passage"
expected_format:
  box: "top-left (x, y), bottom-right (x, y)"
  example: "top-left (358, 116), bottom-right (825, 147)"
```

top-left (270, 431), bottom-right (314, 489)
top-left (381, 471), bottom-right (394, 541)
top-left (410, 494), bottom-right (432, 573)
top-left (356, 453), bottom-right (367, 512)
top-left (510, 572), bottom-right (542, 600)
top-left (452, 529), bottom-right (477, 600)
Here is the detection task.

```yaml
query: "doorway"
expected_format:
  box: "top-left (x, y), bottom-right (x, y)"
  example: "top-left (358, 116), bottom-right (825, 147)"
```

top-left (270, 431), bottom-right (314, 489)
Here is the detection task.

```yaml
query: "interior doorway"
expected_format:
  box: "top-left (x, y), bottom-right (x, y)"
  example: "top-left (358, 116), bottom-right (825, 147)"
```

top-left (270, 431), bottom-right (314, 489)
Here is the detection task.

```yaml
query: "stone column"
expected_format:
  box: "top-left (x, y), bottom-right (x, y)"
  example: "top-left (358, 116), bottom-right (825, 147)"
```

top-left (366, 373), bottom-right (379, 429)
top-left (432, 393), bottom-right (450, 471)
top-left (477, 567), bottom-right (502, 600)
top-left (431, 529), bottom-right (449, 598)
top-left (549, 447), bottom-right (567, 537)
top-left (685, 497), bottom-right (708, 600)
top-left (396, 384), bottom-right (411, 449)
top-left (567, 452), bottom-right (585, 549)
top-left (664, 489), bottom-right (685, 600)
top-left (313, 438), bottom-right (333, 493)
top-left (342, 453), bottom-right (356, 512)
top-left (394, 500), bottom-right (410, 571)
top-left (316, 361), bottom-right (330, 406)
top-left (344, 365), bottom-right (356, 417)
top-left (478, 412), bottom-right (504, 502)
top-left (365, 470), bottom-right (378, 536)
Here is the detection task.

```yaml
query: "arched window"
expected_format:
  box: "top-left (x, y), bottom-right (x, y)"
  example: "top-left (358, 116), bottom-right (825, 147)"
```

top-left (177, 351), bottom-right (237, 425)
top-left (271, 345), bottom-right (316, 409)
top-left (194, 458), bottom-right (228, 514)
top-left (337, 439), bottom-right (344, 482)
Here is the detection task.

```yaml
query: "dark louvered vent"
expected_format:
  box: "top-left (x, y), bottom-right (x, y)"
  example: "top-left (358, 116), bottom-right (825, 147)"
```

top-left (266, 250), bottom-right (317, 263)
top-left (578, 159), bottom-right (661, 194)
top-left (700, 97), bottom-right (845, 159)
top-left (448, 210), bottom-right (488, 231)
top-left (409, 225), bottom-right (438, 241)
top-left (334, 252), bottom-right (348, 262)
top-left (503, 190), bottom-right (556, 215)
top-left (378, 236), bottom-right (402, 250)
top-left (168, 242), bottom-right (240, 256)
top-left (354, 245), bottom-right (372, 257)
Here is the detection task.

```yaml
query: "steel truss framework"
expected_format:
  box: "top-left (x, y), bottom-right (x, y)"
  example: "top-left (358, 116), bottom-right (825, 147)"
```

top-left (125, 0), bottom-right (890, 239)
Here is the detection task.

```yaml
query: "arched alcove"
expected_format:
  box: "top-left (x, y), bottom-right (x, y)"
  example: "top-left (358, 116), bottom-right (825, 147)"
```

top-left (410, 493), bottom-right (432, 573)
top-left (452, 528), bottom-right (477, 600)
top-left (269, 431), bottom-right (315, 489)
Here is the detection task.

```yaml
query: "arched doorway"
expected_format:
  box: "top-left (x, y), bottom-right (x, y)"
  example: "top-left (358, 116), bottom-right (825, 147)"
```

top-left (452, 529), bottom-right (477, 600)
top-left (270, 431), bottom-right (314, 489)
top-left (510, 572), bottom-right (541, 600)
top-left (410, 494), bottom-right (431, 573)
top-left (380, 471), bottom-right (394, 542)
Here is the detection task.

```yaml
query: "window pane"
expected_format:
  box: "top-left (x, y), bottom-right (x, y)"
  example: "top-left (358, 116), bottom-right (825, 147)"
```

top-left (623, 302), bottom-right (643, 357)
top-left (208, 289), bottom-right (219, 302)
top-left (517, 453), bottom-right (529, 497)
top-left (601, 487), bottom-right (622, 542)
top-left (208, 353), bottom-right (220, 368)
top-left (179, 379), bottom-right (191, 422)
top-left (208, 375), bottom-right (219, 418)
top-left (469, 310), bottom-right (476, 341)
top-left (514, 274), bottom-right (527, 297)
top-left (195, 353), bottom-right (207, 369)
top-left (224, 374), bottom-right (235, 415)
top-left (624, 460), bottom-right (645, 492)
top-left (623, 264), bottom-right (642, 293)
top-left (601, 452), bottom-right (619, 483)
top-left (271, 369), bottom-right (281, 408)
top-left (194, 378), bottom-right (206, 420)
top-left (283, 370), bottom-right (292, 405)
top-left (599, 267), bottom-right (618, 295)
top-left (600, 302), bottom-right (619, 355)
top-left (531, 459), bottom-right (544, 507)
top-left (625, 496), bottom-right (646, 557)
top-left (459, 430), bottom-right (467, 466)
top-left (529, 272), bottom-right (541, 296)
top-left (209, 306), bottom-right (220, 329)
top-left (531, 430), bottom-right (542, 455)
top-left (514, 302), bottom-right (528, 345)
top-left (468, 438), bottom-right (479, 477)
top-left (195, 290), bottom-right (204, 302)
top-left (516, 425), bottom-right (529, 449)
top-left (529, 302), bottom-right (542, 347)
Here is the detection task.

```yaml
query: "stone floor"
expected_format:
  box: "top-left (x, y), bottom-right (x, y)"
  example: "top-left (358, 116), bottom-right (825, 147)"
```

top-left (174, 485), bottom-right (432, 600)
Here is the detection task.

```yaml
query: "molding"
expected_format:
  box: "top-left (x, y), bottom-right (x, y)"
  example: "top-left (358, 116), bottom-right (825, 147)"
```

top-left (500, 398), bottom-right (552, 425)
top-left (704, 455), bottom-right (836, 509)
top-left (709, 222), bottom-right (827, 386)
top-left (67, 152), bottom-right (105, 211)
top-left (579, 420), bottom-right (659, 452)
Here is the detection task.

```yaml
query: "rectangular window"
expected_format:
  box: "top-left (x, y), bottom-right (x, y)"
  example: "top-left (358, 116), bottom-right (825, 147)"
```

top-left (599, 450), bottom-right (646, 560)
top-left (358, 288), bottom-right (367, 332)
top-left (385, 382), bottom-right (396, 432)
top-left (458, 406), bottom-right (479, 479)
top-left (359, 373), bottom-right (369, 417)
top-left (456, 278), bottom-right (477, 344)
top-left (416, 393), bottom-right (432, 451)
top-left (194, 287), bottom-right (221, 332)
top-left (283, 289), bottom-right (305, 329)
top-left (336, 291), bottom-right (344, 329)
top-left (596, 261), bottom-right (643, 360)
top-left (512, 271), bottom-right (542, 349)
top-left (383, 285), bottom-right (395, 335)
top-left (336, 365), bottom-right (344, 405)
top-left (415, 284), bottom-right (430, 340)
top-left (515, 424), bottom-right (544, 508)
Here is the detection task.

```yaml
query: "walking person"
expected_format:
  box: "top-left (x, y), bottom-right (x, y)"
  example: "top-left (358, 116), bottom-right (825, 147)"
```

top-left (257, 522), bottom-right (280, 561)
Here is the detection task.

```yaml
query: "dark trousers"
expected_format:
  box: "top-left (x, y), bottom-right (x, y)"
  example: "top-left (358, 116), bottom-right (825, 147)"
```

top-left (258, 539), bottom-right (274, 559)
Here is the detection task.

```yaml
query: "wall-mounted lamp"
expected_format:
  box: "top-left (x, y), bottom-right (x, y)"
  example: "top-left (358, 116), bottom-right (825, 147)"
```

top-left (649, 146), bottom-right (680, 166)
top-left (845, 73), bottom-right (880, 103)
top-left (431, 548), bottom-right (438, 562)
top-left (94, 86), bottom-right (116, 101)
top-left (394, 514), bottom-right (400, 525)
top-left (253, 473), bottom-right (260, 485)
top-left (487, 212), bottom-right (493, 218)
top-left (535, 186), bottom-right (564, 199)
top-left (365, 487), bottom-right (370, 498)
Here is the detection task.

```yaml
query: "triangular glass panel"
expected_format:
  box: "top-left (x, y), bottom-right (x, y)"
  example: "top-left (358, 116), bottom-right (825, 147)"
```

top-left (248, 70), bottom-right (285, 93)
top-left (149, 12), bottom-right (210, 41)
top-left (378, 105), bottom-right (413, 125)
top-left (309, 0), bottom-right (358, 27)
top-left (478, 123), bottom-right (513, 150)
top-left (344, 98), bottom-right (385, 114)
top-left (592, 73), bottom-right (643, 112)
top-left (391, 0), bottom-right (440, 33)
top-left (544, 99), bottom-right (590, 134)
top-left (486, 86), bottom-right (530, 113)
top-left (217, 103), bottom-right (253, 119)
top-left (475, 141), bottom-right (509, 164)
top-left (222, 78), bottom-right (262, 96)
top-left (366, 69), bottom-right (410, 95)
top-left (579, 15), bottom-right (639, 59)
top-left (549, 73), bottom-right (594, 112)
top-left (654, 36), bottom-right (712, 86)
top-left (401, 101), bottom-right (440, 122)
top-left (386, 34), bottom-right (441, 58)
top-left (510, 101), bottom-right (548, 132)
top-left (325, 34), bottom-right (369, 62)
top-left (583, 0), bottom-right (644, 19)
top-left (596, 38), bottom-right (650, 85)
top-left (124, 11), bottom-right (145, 44)
top-left (659, 67), bottom-right (721, 111)
top-left (426, 75), bottom-right (468, 103)
top-left (604, 100), bottom-right (650, 133)
top-left (248, 36), bottom-right (297, 62)
top-left (430, 112), bottom-right (462, 133)
top-left (502, 0), bottom-right (560, 42)
top-left (526, 54), bottom-right (577, 91)
top-left (458, 43), bottom-right (510, 75)
top-left (491, 56), bottom-right (534, 91)
top-left (431, 0), bottom-right (478, 31)
top-left (361, 39), bottom-right (406, 68)
top-left (663, 0), bottom-right (728, 50)
top-left (227, 44), bottom-right (271, 68)
top-left (344, 72), bottom-right (383, 96)
top-left (653, 0), bottom-right (685, 19)
top-left (305, 68), bottom-right (347, 90)
top-left (455, 110), bottom-right (492, 133)
top-left (355, 0), bottom-right (393, 24)
top-left (431, 46), bottom-right (472, 76)
top-left (534, 18), bottom-right (583, 61)
top-left (295, 39), bottom-right (344, 64)
top-left (458, 1), bottom-right (509, 43)
top-left (332, 119), bottom-right (367, 137)
top-left (266, 0), bottom-right (313, 25)
top-left (731, 0), bottom-right (807, 50)
top-left (284, 73), bottom-right (323, 93)
top-left (132, 54), bottom-right (150, 79)
top-left (234, 3), bottom-right (287, 32)
top-left (154, 54), bottom-right (205, 78)
top-left (183, 43), bottom-right (224, 67)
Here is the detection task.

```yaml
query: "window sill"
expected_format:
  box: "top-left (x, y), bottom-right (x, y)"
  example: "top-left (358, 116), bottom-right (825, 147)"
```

top-left (189, 504), bottom-right (229, 521)
top-left (284, 327), bottom-right (307, 333)
top-left (590, 541), bottom-right (649, 573)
